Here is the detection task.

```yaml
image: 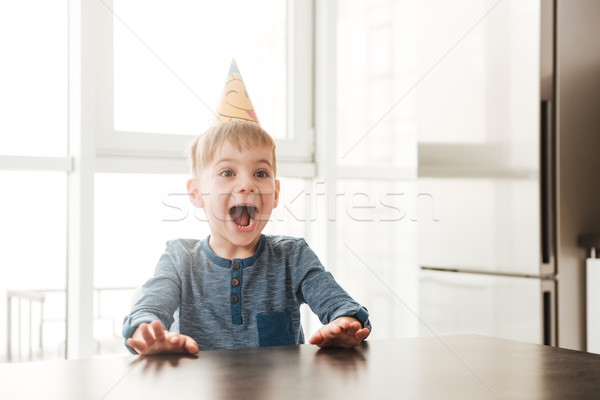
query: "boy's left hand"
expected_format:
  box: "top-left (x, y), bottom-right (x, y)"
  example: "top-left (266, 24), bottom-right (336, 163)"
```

top-left (308, 316), bottom-right (370, 348)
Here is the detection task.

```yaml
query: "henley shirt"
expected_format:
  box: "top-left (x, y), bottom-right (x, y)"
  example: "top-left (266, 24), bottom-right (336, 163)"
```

top-left (122, 234), bottom-right (370, 352)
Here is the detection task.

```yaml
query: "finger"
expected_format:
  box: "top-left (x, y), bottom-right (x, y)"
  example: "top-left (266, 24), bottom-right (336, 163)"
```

top-left (176, 334), bottom-right (187, 350)
top-left (127, 338), bottom-right (147, 354)
top-left (309, 330), bottom-right (324, 345)
top-left (326, 323), bottom-right (342, 336)
top-left (321, 323), bottom-right (343, 343)
top-left (341, 321), bottom-right (360, 336)
top-left (335, 319), bottom-right (350, 330)
top-left (314, 329), bottom-right (334, 347)
top-left (317, 325), bottom-right (342, 347)
top-left (327, 327), bottom-right (365, 348)
top-left (151, 321), bottom-right (166, 342)
top-left (168, 333), bottom-right (180, 345)
top-left (184, 336), bottom-right (199, 354)
top-left (340, 331), bottom-right (365, 347)
top-left (348, 321), bottom-right (361, 331)
top-left (139, 323), bottom-right (156, 345)
top-left (163, 333), bottom-right (186, 353)
top-left (354, 327), bottom-right (370, 342)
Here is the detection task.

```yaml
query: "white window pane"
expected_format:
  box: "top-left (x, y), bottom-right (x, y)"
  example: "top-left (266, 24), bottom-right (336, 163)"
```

top-left (0, 1), bottom-right (68, 157)
top-left (113, 0), bottom-right (287, 139)
top-left (0, 172), bottom-right (67, 362)
top-left (336, 0), bottom-right (418, 168)
top-left (333, 179), bottom-right (419, 339)
top-left (93, 172), bottom-right (204, 305)
top-left (264, 178), bottom-right (309, 238)
top-left (94, 173), bottom-right (207, 288)
top-left (94, 173), bottom-right (208, 355)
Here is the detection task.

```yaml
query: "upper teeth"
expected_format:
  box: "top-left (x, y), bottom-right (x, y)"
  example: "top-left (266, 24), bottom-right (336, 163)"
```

top-left (231, 205), bottom-right (255, 228)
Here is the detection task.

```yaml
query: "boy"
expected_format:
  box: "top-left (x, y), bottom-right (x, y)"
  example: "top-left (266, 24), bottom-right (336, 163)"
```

top-left (122, 62), bottom-right (370, 355)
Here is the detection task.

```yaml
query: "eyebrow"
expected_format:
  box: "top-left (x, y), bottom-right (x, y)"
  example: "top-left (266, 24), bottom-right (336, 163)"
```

top-left (214, 158), bottom-right (273, 168)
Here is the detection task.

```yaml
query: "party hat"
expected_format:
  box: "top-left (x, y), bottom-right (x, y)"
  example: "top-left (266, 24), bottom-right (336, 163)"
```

top-left (211, 59), bottom-right (260, 126)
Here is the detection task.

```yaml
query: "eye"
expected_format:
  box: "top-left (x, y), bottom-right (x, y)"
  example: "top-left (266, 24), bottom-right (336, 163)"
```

top-left (220, 169), bottom-right (234, 177)
top-left (254, 170), bottom-right (269, 178)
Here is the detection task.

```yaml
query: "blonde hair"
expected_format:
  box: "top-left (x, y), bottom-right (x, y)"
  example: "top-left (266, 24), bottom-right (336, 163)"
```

top-left (187, 120), bottom-right (277, 178)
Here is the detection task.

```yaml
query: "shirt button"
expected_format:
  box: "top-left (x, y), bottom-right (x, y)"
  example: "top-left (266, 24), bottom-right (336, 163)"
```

top-left (230, 295), bottom-right (238, 304)
top-left (232, 262), bottom-right (240, 270)
top-left (231, 278), bottom-right (240, 287)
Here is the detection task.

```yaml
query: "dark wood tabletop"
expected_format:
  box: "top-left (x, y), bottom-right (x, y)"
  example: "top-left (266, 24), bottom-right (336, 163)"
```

top-left (2, 334), bottom-right (600, 399)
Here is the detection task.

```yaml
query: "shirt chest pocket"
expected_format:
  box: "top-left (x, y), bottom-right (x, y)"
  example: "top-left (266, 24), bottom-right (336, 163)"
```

top-left (256, 311), bottom-right (295, 347)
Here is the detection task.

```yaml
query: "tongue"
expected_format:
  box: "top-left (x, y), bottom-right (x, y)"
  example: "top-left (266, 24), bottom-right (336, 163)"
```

top-left (235, 207), bottom-right (250, 227)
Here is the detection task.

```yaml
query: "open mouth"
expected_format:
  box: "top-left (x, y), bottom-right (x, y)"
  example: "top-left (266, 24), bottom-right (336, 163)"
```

top-left (229, 204), bottom-right (257, 229)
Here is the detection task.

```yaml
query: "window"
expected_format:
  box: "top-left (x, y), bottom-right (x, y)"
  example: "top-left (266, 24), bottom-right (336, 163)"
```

top-left (0, 1), bottom-right (68, 157)
top-left (0, 172), bottom-right (67, 362)
top-left (96, 0), bottom-right (314, 163)
top-left (322, 0), bottom-right (420, 340)
top-left (89, 0), bottom-right (316, 357)
top-left (94, 173), bottom-right (208, 355)
top-left (334, 179), bottom-right (419, 339)
top-left (336, 0), bottom-right (417, 170)
top-left (113, 1), bottom-right (287, 139)
top-left (0, 0), bottom-right (69, 363)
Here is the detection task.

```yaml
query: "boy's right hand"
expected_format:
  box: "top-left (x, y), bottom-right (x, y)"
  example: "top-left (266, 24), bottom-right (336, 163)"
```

top-left (126, 320), bottom-right (199, 355)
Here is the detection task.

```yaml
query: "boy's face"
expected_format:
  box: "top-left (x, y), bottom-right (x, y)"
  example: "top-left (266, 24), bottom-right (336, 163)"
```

top-left (187, 140), bottom-right (279, 258)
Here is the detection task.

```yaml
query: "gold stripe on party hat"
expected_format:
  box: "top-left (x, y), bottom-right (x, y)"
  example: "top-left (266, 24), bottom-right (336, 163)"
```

top-left (211, 59), bottom-right (260, 126)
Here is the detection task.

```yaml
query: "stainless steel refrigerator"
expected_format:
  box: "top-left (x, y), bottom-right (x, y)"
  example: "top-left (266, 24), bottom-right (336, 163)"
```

top-left (415, 0), bottom-right (600, 349)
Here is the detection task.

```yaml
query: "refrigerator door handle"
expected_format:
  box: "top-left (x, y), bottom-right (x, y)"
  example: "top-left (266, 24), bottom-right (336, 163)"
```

top-left (542, 278), bottom-right (557, 346)
top-left (540, 99), bottom-right (556, 274)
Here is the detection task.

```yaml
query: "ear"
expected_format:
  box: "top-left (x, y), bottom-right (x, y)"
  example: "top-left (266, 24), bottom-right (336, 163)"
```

top-left (187, 178), bottom-right (204, 208)
top-left (273, 179), bottom-right (281, 209)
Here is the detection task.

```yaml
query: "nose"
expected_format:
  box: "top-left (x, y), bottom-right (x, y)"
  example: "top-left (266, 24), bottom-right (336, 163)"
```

top-left (236, 174), bottom-right (256, 193)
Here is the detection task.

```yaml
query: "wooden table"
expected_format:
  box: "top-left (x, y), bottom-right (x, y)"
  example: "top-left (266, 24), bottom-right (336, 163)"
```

top-left (2, 334), bottom-right (600, 399)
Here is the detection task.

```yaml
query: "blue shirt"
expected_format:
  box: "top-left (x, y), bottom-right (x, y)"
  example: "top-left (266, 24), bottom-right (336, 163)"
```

top-left (122, 234), bottom-right (370, 352)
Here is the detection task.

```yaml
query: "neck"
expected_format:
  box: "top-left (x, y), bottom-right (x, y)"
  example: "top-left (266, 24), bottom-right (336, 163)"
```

top-left (208, 236), bottom-right (260, 260)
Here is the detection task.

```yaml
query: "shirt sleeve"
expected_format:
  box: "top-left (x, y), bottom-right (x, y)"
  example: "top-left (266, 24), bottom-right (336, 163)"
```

top-left (121, 244), bottom-right (183, 354)
top-left (291, 239), bottom-right (371, 334)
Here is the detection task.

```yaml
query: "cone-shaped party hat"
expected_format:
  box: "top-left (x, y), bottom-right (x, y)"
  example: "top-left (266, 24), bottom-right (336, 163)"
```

top-left (211, 59), bottom-right (260, 126)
